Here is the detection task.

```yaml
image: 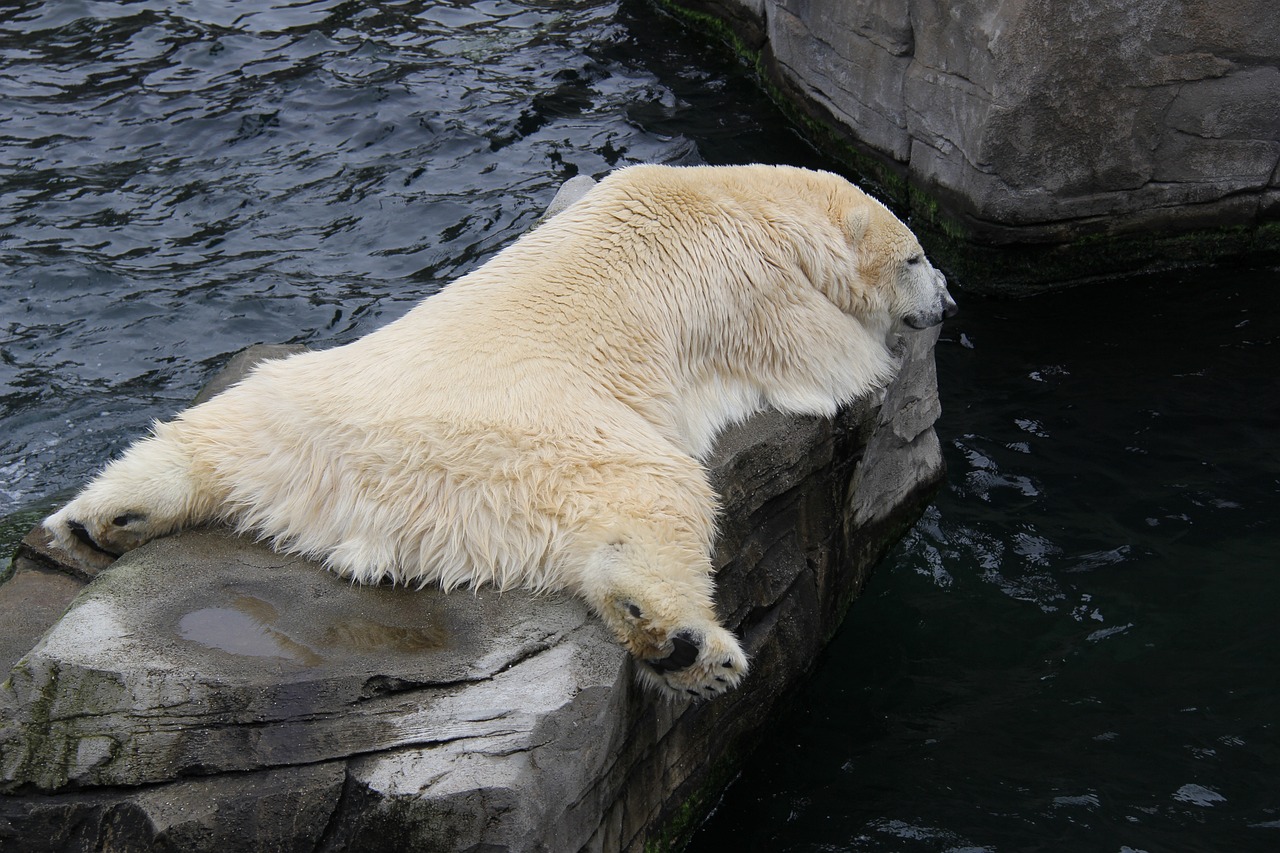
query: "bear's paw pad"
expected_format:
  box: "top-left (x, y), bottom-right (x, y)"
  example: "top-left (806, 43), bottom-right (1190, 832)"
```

top-left (639, 625), bottom-right (748, 701)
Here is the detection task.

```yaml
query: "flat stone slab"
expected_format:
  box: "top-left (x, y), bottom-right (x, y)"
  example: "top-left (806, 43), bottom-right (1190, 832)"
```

top-left (1, 528), bottom-right (616, 792)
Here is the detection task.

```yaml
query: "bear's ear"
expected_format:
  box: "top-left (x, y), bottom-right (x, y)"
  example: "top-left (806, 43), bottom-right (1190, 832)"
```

top-left (843, 208), bottom-right (871, 245)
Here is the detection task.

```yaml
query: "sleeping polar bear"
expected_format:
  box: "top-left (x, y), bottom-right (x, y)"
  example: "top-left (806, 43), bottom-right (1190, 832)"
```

top-left (45, 164), bottom-right (956, 699)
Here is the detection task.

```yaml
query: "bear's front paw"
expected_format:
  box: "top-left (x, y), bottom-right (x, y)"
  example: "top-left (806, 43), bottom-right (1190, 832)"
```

top-left (44, 504), bottom-right (153, 570)
top-left (636, 624), bottom-right (749, 700)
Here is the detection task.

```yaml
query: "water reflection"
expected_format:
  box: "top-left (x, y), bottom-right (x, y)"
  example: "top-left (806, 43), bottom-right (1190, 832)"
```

top-left (178, 591), bottom-right (449, 666)
top-left (179, 596), bottom-right (325, 666)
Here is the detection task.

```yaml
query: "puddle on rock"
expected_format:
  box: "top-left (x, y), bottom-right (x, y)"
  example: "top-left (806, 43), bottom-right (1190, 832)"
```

top-left (178, 596), bottom-right (325, 667)
top-left (320, 618), bottom-right (448, 653)
top-left (178, 594), bottom-right (449, 666)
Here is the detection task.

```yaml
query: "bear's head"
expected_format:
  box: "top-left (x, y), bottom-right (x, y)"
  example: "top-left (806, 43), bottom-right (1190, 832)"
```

top-left (850, 199), bottom-right (957, 330)
top-left (797, 171), bottom-right (957, 332)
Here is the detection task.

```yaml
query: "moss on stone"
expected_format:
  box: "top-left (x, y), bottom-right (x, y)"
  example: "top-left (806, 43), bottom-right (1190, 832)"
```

top-left (922, 219), bottom-right (1280, 296)
top-left (643, 741), bottom-right (745, 853)
top-left (0, 506), bottom-right (49, 584)
top-left (652, 1), bottom-right (753, 60)
top-left (2, 659), bottom-right (62, 790)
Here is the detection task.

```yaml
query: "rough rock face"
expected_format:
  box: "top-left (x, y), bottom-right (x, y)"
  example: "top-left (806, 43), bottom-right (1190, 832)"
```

top-left (0, 179), bottom-right (947, 851)
top-left (669, 0), bottom-right (1278, 265)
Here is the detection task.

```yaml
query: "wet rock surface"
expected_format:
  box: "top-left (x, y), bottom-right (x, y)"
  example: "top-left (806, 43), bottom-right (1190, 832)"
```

top-left (0, 177), bottom-right (946, 851)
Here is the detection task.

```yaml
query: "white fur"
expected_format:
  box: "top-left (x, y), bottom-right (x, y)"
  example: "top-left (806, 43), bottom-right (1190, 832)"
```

top-left (45, 164), bottom-right (954, 699)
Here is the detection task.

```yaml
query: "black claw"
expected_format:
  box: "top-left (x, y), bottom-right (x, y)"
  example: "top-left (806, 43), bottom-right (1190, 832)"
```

top-left (66, 520), bottom-right (121, 558)
top-left (715, 676), bottom-right (727, 683)
top-left (111, 512), bottom-right (145, 527)
top-left (722, 660), bottom-right (734, 668)
top-left (686, 689), bottom-right (700, 697)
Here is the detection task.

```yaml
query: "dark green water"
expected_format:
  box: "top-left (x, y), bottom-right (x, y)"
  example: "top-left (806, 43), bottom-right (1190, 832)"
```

top-left (1, 2), bottom-right (1277, 851)
top-left (694, 272), bottom-right (1280, 851)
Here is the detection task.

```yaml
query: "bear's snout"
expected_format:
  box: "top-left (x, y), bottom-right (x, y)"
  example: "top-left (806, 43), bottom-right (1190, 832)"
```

top-left (903, 272), bottom-right (958, 330)
top-left (943, 293), bottom-right (959, 320)
top-left (940, 274), bottom-right (959, 320)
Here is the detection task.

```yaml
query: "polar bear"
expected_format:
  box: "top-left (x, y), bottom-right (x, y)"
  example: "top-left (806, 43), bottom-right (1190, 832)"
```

top-left (45, 164), bottom-right (956, 699)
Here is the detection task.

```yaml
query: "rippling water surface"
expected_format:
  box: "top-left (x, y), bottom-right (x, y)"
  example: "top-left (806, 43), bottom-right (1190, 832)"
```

top-left (3, 2), bottom-right (1278, 851)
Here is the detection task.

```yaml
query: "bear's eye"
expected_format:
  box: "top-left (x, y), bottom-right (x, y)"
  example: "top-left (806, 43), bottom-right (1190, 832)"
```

top-left (906, 255), bottom-right (923, 266)
top-left (626, 603), bottom-right (644, 619)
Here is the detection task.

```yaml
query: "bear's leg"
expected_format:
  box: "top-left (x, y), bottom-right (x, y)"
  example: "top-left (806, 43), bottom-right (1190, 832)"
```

top-left (44, 422), bottom-right (212, 569)
top-left (576, 538), bottom-right (748, 700)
